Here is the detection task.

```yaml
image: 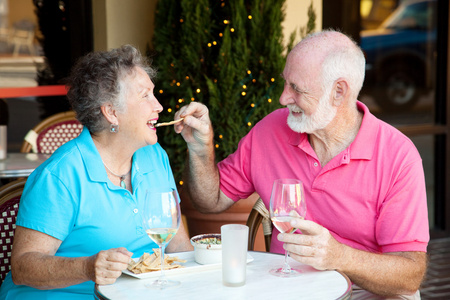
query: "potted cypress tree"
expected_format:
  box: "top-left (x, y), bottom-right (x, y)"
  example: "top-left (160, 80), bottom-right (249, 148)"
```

top-left (150, 0), bottom-right (315, 247)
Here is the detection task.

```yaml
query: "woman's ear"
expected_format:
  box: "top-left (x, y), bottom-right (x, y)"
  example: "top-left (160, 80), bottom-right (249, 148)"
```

top-left (101, 104), bottom-right (118, 125)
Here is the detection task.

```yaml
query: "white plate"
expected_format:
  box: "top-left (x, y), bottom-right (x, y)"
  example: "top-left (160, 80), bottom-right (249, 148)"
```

top-left (122, 251), bottom-right (254, 279)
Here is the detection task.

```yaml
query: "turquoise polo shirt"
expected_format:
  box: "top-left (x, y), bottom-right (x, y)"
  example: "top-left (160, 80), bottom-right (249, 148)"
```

top-left (0, 127), bottom-right (178, 299)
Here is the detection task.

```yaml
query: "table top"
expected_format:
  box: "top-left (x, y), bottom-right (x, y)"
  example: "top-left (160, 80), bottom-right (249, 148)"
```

top-left (95, 251), bottom-right (352, 300)
top-left (0, 152), bottom-right (49, 178)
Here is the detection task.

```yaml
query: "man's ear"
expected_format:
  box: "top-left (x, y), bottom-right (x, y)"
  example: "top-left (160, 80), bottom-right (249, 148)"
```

top-left (101, 104), bottom-right (118, 125)
top-left (333, 78), bottom-right (348, 106)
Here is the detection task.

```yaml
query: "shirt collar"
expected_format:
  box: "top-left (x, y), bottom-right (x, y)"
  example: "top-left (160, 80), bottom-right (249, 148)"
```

top-left (75, 128), bottom-right (155, 183)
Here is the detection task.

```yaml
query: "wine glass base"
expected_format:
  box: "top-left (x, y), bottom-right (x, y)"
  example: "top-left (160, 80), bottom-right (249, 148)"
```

top-left (269, 267), bottom-right (303, 278)
top-left (145, 278), bottom-right (181, 289)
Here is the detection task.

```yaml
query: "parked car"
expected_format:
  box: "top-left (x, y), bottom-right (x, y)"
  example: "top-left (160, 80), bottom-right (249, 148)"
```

top-left (360, 0), bottom-right (437, 111)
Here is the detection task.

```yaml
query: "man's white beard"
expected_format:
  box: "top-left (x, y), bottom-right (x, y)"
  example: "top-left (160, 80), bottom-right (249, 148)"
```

top-left (287, 89), bottom-right (337, 134)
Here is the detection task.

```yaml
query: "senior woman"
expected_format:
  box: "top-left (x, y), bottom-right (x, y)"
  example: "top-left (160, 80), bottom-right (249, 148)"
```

top-left (0, 45), bottom-right (192, 299)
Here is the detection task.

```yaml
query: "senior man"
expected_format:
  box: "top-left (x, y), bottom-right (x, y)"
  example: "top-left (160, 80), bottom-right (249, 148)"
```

top-left (174, 29), bottom-right (429, 299)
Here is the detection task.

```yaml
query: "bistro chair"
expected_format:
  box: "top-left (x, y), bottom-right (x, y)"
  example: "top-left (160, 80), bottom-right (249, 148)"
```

top-left (0, 178), bottom-right (27, 285)
top-left (20, 111), bottom-right (83, 154)
top-left (246, 197), bottom-right (272, 252)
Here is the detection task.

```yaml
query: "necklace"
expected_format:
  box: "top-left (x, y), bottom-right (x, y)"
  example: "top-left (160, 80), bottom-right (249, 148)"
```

top-left (102, 160), bottom-right (131, 189)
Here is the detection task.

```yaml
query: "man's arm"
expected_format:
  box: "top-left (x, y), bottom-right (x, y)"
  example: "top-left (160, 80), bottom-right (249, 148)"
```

top-left (175, 102), bottom-right (234, 213)
top-left (279, 219), bottom-right (427, 297)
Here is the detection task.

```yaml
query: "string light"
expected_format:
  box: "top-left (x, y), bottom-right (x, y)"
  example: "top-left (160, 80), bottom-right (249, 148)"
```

top-left (251, 103), bottom-right (255, 107)
top-left (196, 88), bottom-right (201, 93)
top-left (213, 41), bottom-right (217, 45)
top-left (219, 33), bottom-right (223, 37)
top-left (219, 135), bottom-right (223, 139)
top-left (223, 20), bottom-right (229, 24)
top-left (191, 97), bottom-right (195, 101)
top-left (248, 15), bottom-right (252, 19)
top-left (208, 43), bottom-right (212, 47)
top-left (230, 28), bottom-right (235, 32)
top-left (178, 98), bottom-right (184, 103)
top-left (159, 89), bottom-right (164, 94)
top-left (180, 19), bottom-right (184, 23)
top-left (176, 82), bottom-right (181, 86)
top-left (242, 85), bottom-right (247, 89)
top-left (268, 98), bottom-right (272, 103)
top-left (271, 78), bottom-right (275, 82)
top-left (179, 180), bottom-right (184, 186)
top-left (247, 122), bottom-right (252, 126)
top-left (185, 76), bottom-right (190, 80)
top-left (247, 70), bottom-right (251, 75)
top-left (215, 144), bottom-right (219, 148)
top-left (241, 92), bottom-right (246, 96)
top-left (168, 108), bottom-right (173, 113)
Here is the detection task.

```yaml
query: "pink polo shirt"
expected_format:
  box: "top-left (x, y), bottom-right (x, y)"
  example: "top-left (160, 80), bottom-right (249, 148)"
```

top-left (218, 101), bottom-right (429, 254)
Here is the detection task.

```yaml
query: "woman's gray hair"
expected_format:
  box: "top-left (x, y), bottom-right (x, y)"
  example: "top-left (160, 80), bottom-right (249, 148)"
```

top-left (66, 45), bottom-right (157, 133)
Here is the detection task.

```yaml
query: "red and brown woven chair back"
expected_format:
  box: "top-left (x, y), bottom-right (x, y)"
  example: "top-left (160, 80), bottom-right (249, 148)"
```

top-left (0, 178), bottom-right (27, 285)
top-left (20, 111), bottom-right (83, 154)
top-left (246, 198), bottom-right (272, 252)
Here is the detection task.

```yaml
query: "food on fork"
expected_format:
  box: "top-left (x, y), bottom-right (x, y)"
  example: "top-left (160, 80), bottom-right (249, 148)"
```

top-left (127, 249), bottom-right (187, 274)
top-left (154, 118), bottom-right (184, 127)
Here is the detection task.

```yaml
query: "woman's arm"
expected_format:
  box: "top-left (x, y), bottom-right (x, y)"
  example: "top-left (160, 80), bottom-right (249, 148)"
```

top-left (11, 226), bottom-right (132, 289)
top-left (166, 220), bottom-right (193, 253)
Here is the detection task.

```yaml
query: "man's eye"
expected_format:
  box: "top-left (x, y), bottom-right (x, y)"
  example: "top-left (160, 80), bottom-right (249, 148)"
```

top-left (290, 84), bottom-right (299, 92)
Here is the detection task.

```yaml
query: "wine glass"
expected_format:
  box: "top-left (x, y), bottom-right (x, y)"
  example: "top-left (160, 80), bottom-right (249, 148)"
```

top-left (269, 178), bottom-right (307, 277)
top-left (141, 188), bottom-right (181, 289)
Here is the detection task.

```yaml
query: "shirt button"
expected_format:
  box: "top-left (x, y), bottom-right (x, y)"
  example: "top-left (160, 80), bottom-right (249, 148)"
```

top-left (314, 162), bottom-right (318, 167)
top-left (133, 208), bottom-right (138, 213)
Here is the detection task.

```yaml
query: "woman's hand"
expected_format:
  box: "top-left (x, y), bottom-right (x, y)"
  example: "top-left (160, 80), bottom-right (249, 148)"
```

top-left (87, 247), bottom-right (133, 285)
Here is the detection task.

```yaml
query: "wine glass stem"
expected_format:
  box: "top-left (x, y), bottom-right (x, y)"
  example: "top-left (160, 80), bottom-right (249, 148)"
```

top-left (283, 250), bottom-right (291, 273)
top-left (159, 244), bottom-right (166, 281)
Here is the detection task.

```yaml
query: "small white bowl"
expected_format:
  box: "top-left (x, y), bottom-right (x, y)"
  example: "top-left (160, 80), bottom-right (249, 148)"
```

top-left (190, 234), bottom-right (222, 265)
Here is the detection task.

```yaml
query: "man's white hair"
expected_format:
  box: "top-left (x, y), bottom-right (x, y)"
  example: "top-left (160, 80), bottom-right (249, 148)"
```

top-left (302, 30), bottom-right (366, 99)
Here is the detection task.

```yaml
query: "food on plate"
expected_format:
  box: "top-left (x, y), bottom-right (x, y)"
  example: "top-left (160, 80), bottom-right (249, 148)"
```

top-left (191, 234), bottom-right (221, 245)
top-left (127, 248), bottom-right (187, 274)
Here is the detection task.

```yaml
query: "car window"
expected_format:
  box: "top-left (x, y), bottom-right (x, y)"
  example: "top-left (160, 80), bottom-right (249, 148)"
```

top-left (384, 2), bottom-right (432, 31)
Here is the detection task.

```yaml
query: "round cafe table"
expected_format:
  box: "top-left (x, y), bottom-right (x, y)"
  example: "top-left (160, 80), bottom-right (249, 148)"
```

top-left (95, 251), bottom-right (352, 300)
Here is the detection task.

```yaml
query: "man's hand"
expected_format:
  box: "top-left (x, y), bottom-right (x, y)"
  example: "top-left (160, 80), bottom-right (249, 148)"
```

top-left (174, 102), bottom-right (213, 154)
top-left (87, 247), bottom-right (133, 285)
top-left (278, 218), bottom-right (344, 271)
top-left (278, 218), bottom-right (427, 296)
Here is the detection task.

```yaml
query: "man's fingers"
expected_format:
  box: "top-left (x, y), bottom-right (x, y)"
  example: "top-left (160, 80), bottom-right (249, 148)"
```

top-left (290, 218), bottom-right (321, 235)
top-left (180, 102), bottom-right (209, 118)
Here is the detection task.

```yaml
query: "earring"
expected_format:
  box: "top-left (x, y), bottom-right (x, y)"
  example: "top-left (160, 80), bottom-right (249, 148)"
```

top-left (110, 124), bottom-right (119, 133)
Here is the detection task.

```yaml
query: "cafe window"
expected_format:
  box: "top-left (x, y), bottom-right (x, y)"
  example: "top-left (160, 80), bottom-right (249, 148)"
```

top-left (323, 0), bottom-right (449, 237)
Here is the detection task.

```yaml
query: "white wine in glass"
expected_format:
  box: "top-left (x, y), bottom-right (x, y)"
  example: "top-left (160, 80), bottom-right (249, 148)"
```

top-left (269, 178), bottom-right (307, 277)
top-left (141, 188), bottom-right (181, 289)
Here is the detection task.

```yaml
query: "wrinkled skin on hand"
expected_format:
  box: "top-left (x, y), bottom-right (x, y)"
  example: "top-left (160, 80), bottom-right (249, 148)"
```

top-left (174, 102), bottom-right (213, 153)
top-left (87, 247), bottom-right (133, 285)
top-left (277, 218), bottom-right (343, 271)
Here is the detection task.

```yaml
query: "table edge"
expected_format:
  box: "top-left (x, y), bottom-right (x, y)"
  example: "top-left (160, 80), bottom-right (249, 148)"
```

top-left (94, 251), bottom-right (353, 300)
